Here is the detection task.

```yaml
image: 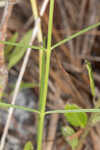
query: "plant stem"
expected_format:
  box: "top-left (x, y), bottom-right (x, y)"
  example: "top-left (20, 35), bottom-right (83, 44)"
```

top-left (45, 109), bottom-right (100, 114)
top-left (37, 0), bottom-right (54, 150)
top-left (0, 102), bottom-right (40, 114)
top-left (0, 40), bottom-right (43, 50)
top-left (51, 22), bottom-right (100, 50)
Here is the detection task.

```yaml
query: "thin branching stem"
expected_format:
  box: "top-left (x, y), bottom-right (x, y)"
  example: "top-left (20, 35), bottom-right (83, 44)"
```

top-left (0, 40), bottom-right (44, 50)
top-left (45, 109), bottom-right (100, 115)
top-left (0, 102), bottom-right (40, 114)
top-left (37, 1), bottom-right (54, 150)
top-left (51, 22), bottom-right (100, 50)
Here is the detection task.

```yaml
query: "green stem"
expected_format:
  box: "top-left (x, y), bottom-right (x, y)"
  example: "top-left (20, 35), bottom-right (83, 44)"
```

top-left (37, 0), bottom-right (54, 150)
top-left (0, 102), bottom-right (40, 113)
top-left (45, 109), bottom-right (100, 114)
top-left (0, 40), bottom-right (43, 50)
top-left (51, 22), bottom-right (100, 50)
top-left (39, 38), bottom-right (46, 110)
top-left (1, 102), bottom-right (100, 114)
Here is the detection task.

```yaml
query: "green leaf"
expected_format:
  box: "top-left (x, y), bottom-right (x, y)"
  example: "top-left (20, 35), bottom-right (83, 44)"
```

top-left (5, 32), bottom-right (18, 58)
top-left (64, 104), bottom-right (88, 128)
top-left (20, 82), bottom-right (38, 90)
top-left (0, 102), bottom-right (40, 113)
top-left (51, 22), bottom-right (100, 50)
top-left (85, 60), bottom-right (95, 97)
top-left (24, 141), bottom-right (33, 150)
top-left (61, 126), bottom-right (78, 150)
top-left (8, 30), bottom-right (32, 69)
top-left (10, 82), bottom-right (38, 90)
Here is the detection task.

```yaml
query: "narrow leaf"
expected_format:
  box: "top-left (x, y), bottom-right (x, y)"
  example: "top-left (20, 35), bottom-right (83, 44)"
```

top-left (20, 82), bottom-right (39, 90)
top-left (8, 30), bottom-right (32, 69)
top-left (85, 60), bottom-right (95, 97)
top-left (5, 32), bottom-right (18, 58)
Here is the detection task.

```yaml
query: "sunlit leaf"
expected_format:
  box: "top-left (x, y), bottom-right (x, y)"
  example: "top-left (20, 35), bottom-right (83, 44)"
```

top-left (64, 104), bottom-right (88, 128)
top-left (24, 141), bottom-right (33, 150)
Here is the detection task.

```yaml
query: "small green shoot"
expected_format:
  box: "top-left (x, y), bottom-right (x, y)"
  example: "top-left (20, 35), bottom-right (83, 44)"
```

top-left (85, 60), bottom-right (95, 97)
top-left (85, 60), bottom-right (100, 125)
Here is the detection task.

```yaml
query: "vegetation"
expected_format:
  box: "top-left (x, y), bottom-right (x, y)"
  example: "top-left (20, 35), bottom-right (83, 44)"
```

top-left (0, 0), bottom-right (100, 150)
